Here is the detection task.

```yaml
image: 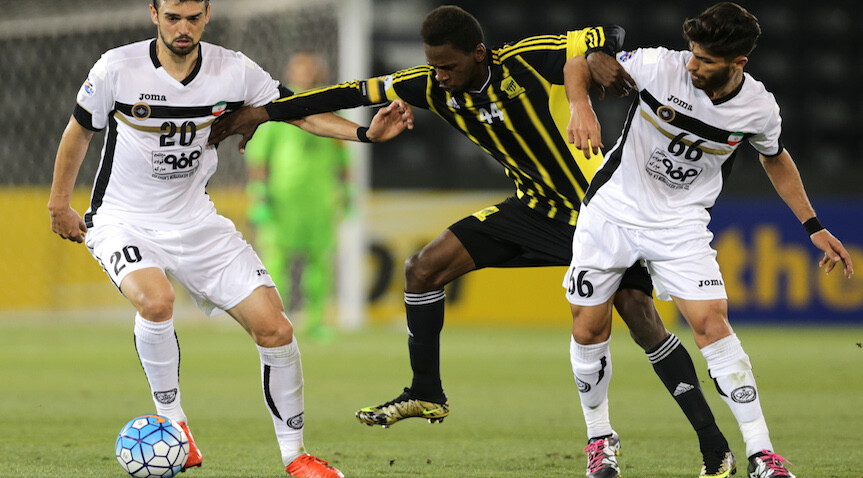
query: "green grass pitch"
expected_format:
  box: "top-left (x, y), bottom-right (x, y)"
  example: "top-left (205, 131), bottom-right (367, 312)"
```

top-left (1, 314), bottom-right (861, 477)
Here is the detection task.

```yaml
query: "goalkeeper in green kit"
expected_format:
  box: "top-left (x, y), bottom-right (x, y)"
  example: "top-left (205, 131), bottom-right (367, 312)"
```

top-left (245, 52), bottom-right (349, 342)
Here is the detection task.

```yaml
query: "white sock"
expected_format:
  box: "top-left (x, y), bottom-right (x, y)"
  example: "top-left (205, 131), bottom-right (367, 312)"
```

top-left (258, 341), bottom-right (306, 465)
top-left (571, 336), bottom-right (613, 439)
top-left (701, 334), bottom-right (773, 456)
top-left (134, 313), bottom-right (186, 423)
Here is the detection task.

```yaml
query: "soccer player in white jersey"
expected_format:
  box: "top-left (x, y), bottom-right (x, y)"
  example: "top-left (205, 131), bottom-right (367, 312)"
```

top-left (563, 2), bottom-right (852, 478)
top-left (47, 1), bottom-right (413, 476)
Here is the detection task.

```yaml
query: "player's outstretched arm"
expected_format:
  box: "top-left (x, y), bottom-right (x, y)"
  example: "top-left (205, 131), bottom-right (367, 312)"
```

top-left (209, 79), bottom-right (377, 148)
top-left (48, 117), bottom-right (94, 243)
top-left (564, 55), bottom-right (603, 156)
top-left (760, 150), bottom-right (854, 278)
top-left (288, 99), bottom-right (413, 144)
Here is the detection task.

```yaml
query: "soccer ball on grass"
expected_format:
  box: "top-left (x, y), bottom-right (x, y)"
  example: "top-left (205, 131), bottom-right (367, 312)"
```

top-left (115, 415), bottom-right (189, 478)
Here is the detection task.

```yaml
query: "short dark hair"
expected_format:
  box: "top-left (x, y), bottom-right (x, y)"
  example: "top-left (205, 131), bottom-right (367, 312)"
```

top-left (152, 0), bottom-right (209, 11)
top-left (682, 2), bottom-right (761, 59)
top-left (420, 6), bottom-right (484, 54)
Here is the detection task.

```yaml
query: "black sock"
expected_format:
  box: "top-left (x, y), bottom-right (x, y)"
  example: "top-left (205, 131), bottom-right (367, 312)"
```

top-left (648, 334), bottom-right (728, 454)
top-left (405, 290), bottom-right (446, 400)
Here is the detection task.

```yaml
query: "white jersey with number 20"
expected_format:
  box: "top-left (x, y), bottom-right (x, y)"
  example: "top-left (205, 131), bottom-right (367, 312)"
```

top-left (75, 39), bottom-right (280, 229)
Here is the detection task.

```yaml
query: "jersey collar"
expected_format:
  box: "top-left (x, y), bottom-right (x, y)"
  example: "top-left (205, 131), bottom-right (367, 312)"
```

top-left (711, 74), bottom-right (745, 106)
top-left (149, 39), bottom-right (203, 86)
top-left (468, 66), bottom-right (493, 94)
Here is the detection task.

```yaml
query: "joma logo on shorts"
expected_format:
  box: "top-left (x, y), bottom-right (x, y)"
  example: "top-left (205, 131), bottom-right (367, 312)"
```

top-left (140, 93), bottom-right (167, 101)
top-left (698, 279), bottom-right (724, 287)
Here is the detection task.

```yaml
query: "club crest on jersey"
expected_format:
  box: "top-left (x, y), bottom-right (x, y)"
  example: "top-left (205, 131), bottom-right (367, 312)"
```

top-left (212, 101), bottom-right (227, 117)
top-left (656, 105), bottom-right (676, 122)
top-left (618, 50), bottom-right (634, 62)
top-left (83, 77), bottom-right (95, 95)
top-left (727, 132), bottom-right (745, 146)
top-left (132, 102), bottom-right (151, 120)
top-left (500, 76), bottom-right (525, 98)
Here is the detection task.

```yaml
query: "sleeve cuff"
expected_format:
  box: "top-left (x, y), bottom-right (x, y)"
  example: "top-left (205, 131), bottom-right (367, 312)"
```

top-left (73, 104), bottom-right (101, 132)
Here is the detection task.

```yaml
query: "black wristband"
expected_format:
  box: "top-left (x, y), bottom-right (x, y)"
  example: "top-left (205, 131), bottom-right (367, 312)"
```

top-left (803, 217), bottom-right (825, 236)
top-left (585, 46), bottom-right (615, 58)
top-left (356, 126), bottom-right (372, 143)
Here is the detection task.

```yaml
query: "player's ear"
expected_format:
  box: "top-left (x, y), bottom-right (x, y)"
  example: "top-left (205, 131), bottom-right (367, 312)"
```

top-left (733, 55), bottom-right (748, 70)
top-left (473, 43), bottom-right (486, 63)
top-left (149, 3), bottom-right (159, 25)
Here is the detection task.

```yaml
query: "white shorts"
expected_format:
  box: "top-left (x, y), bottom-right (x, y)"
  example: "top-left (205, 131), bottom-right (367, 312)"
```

top-left (563, 207), bottom-right (727, 305)
top-left (85, 213), bottom-right (275, 316)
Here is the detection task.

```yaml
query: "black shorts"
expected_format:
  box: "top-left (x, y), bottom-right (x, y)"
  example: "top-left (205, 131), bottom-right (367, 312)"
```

top-left (448, 196), bottom-right (652, 295)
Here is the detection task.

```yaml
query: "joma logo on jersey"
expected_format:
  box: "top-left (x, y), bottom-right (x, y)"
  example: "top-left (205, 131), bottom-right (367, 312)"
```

top-left (698, 279), bottom-right (724, 287)
top-left (139, 93), bottom-right (167, 101)
top-left (666, 94), bottom-right (693, 111)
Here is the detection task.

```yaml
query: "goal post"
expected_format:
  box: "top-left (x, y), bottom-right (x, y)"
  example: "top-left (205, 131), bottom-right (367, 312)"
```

top-left (336, 0), bottom-right (373, 329)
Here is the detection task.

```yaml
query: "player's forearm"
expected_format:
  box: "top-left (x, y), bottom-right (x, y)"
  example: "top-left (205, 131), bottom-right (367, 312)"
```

top-left (760, 150), bottom-right (817, 222)
top-left (290, 112), bottom-right (364, 141)
top-left (48, 118), bottom-right (93, 210)
top-left (564, 56), bottom-right (593, 106)
top-left (265, 81), bottom-right (372, 122)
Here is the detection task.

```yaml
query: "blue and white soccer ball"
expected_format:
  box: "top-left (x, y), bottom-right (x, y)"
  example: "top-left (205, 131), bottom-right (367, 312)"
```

top-left (115, 415), bottom-right (189, 478)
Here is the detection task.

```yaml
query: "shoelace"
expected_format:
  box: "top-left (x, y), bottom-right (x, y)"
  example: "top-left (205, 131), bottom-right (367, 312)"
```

top-left (583, 439), bottom-right (609, 472)
top-left (757, 450), bottom-right (793, 474)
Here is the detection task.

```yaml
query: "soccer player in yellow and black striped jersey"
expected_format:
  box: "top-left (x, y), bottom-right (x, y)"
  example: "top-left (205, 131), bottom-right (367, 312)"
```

top-left (209, 7), bottom-right (731, 476)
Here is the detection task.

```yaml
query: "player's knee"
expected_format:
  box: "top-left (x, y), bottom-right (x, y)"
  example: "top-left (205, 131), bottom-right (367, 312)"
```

top-left (686, 303), bottom-right (730, 342)
top-left (137, 291), bottom-right (175, 322)
top-left (570, 312), bottom-right (612, 344)
top-left (251, 316), bottom-right (294, 348)
top-left (404, 253), bottom-right (447, 291)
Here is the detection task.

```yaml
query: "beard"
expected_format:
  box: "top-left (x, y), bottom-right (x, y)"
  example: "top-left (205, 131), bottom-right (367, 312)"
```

top-left (159, 32), bottom-right (198, 57)
top-left (691, 65), bottom-right (734, 92)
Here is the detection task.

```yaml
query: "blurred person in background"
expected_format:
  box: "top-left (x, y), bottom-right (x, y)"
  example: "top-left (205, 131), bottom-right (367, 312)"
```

top-left (209, 6), bottom-right (740, 477)
top-left (245, 52), bottom-right (350, 343)
top-left (46, 0), bottom-right (411, 476)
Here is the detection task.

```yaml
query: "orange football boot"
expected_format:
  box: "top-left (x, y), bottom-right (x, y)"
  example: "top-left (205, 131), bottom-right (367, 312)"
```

top-left (177, 421), bottom-right (203, 470)
top-left (285, 454), bottom-right (344, 478)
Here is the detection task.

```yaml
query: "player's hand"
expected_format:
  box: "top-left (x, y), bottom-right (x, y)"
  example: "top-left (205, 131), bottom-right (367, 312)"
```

top-left (586, 52), bottom-right (635, 99)
top-left (366, 100), bottom-right (414, 143)
top-left (207, 106), bottom-right (270, 153)
top-left (567, 100), bottom-right (603, 157)
top-left (811, 229), bottom-right (854, 278)
top-left (49, 204), bottom-right (87, 243)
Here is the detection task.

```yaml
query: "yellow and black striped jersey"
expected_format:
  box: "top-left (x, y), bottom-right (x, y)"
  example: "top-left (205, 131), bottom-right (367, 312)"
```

top-left (265, 26), bottom-right (623, 225)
